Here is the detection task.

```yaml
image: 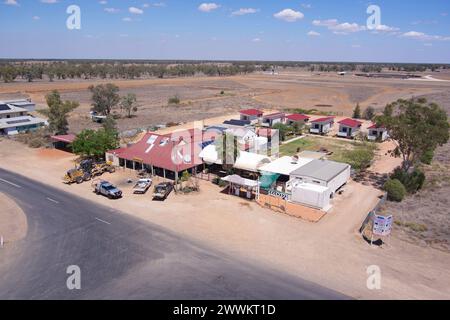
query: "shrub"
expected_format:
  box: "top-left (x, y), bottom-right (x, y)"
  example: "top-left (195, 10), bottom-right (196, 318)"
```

top-left (420, 149), bottom-right (434, 165)
top-left (28, 137), bottom-right (45, 148)
top-left (168, 95), bottom-right (180, 105)
top-left (391, 168), bottom-right (425, 193)
top-left (341, 147), bottom-right (375, 172)
top-left (384, 179), bottom-right (407, 202)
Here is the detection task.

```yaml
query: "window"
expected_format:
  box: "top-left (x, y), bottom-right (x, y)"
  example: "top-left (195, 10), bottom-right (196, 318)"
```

top-left (342, 127), bottom-right (347, 132)
top-left (313, 180), bottom-right (321, 184)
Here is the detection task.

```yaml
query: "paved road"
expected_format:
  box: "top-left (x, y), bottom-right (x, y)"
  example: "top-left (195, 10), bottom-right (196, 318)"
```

top-left (0, 168), bottom-right (348, 300)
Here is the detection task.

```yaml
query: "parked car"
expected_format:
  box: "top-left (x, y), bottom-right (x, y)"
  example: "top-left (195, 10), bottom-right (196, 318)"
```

top-left (152, 182), bottom-right (173, 201)
top-left (133, 178), bottom-right (153, 194)
top-left (94, 181), bottom-right (122, 199)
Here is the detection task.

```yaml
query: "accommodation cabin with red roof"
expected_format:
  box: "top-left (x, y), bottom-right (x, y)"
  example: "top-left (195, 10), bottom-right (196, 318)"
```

top-left (367, 123), bottom-right (389, 142)
top-left (239, 108), bottom-right (264, 124)
top-left (337, 118), bottom-right (363, 139)
top-left (261, 112), bottom-right (286, 127)
top-left (309, 116), bottom-right (335, 135)
top-left (285, 114), bottom-right (310, 126)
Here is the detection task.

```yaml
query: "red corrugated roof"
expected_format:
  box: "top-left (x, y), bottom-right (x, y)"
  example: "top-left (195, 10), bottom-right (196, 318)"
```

top-left (368, 123), bottom-right (386, 129)
top-left (240, 108), bottom-right (263, 116)
top-left (311, 116), bottom-right (335, 123)
top-left (286, 114), bottom-right (310, 121)
top-left (108, 130), bottom-right (201, 172)
top-left (50, 134), bottom-right (76, 143)
top-left (263, 112), bottom-right (285, 120)
top-left (338, 118), bottom-right (363, 127)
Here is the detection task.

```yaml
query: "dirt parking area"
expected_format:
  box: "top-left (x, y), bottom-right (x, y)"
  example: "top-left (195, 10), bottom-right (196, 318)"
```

top-left (0, 138), bottom-right (449, 299)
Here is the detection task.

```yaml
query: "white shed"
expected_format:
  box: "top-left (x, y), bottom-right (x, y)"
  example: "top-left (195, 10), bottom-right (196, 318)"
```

top-left (289, 159), bottom-right (350, 195)
top-left (291, 181), bottom-right (332, 210)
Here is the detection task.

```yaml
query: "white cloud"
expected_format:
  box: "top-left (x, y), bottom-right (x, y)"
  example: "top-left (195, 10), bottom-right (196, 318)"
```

top-left (274, 9), bottom-right (304, 22)
top-left (104, 7), bottom-right (119, 13)
top-left (301, 4), bottom-right (312, 9)
top-left (4, 0), bottom-right (19, 5)
top-left (129, 7), bottom-right (144, 14)
top-left (313, 19), bottom-right (365, 34)
top-left (122, 17), bottom-right (132, 22)
top-left (252, 38), bottom-right (261, 42)
top-left (352, 44), bottom-right (361, 48)
top-left (372, 24), bottom-right (399, 32)
top-left (401, 31), bottom-right (450, 41)
top-left (40, 0), bottom-right (58, 3)
top-left (99, 0), bottom-right (107, 4)
top-left (198, 3), bottom-right (220, 12)
top-left (32, 15), bottom-right (40, 20)
top-left (307, 31), bottom-right (320, 37)
top-left (232, 8), bottom-right (259, 16)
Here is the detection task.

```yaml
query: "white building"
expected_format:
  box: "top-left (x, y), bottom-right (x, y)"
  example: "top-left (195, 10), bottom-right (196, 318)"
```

top-left (367, 124), bottom-right (389, 142)
top-left (1, 99), bottom-right (36, 112)
top-left (309, 117), bottom-right (335, 135)
top-left (0, 103), bottom-right (47, 135)
top-left (287, 159), bottom-right (351, 210)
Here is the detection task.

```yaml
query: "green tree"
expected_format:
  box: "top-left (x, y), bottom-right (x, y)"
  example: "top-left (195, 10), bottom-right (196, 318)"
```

top-left (216, 133), bottom-right (239, 168)
top-left (376, 98), bottom-right (449, 172)
top-left (384, 178), bottom-right (407, 202)
top-left (102, 114), bottom-right (118, 134)
top-left (43, 90), bottom-right (79, 135)
top-left (72, 128), bottom-right (119, 159)
top-left (363, 106), bottom-right (376, 120)
top-left (89, 83), bottom-right (120, 116)
top-left (341, 147), bottom-right (375, 172)
top-left (272, 123), bottom-right (291, 141)
top-left (353, 103), bottom-right (362, 119)
top-left (120, 93), bottom-right (138, 118)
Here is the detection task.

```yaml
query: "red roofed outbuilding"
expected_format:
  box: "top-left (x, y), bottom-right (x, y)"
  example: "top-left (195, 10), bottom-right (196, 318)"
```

top-left (337, 118), bottom-right (363, 139)
top-left (310, 116), bottom-right (335, 135)
top-left (367, 123), bottom-right (389, 141)
top-left (286, 114), bottom-right (310, 126)
top-left (239, 108), bottom-right (264, 124)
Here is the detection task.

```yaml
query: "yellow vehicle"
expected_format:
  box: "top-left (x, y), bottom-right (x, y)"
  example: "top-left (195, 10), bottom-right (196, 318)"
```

top-left (63, 168), bottom-right (92, 184)
top-left (63, 160), bottom-right (115, 184)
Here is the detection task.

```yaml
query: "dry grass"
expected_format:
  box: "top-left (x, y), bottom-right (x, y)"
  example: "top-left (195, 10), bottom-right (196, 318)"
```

top-left (381, 91), bottom-right (450, 252)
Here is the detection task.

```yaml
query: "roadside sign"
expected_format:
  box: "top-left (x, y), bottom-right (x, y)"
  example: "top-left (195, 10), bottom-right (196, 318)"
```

top-left (268, 189), bottom-right (290, 201)
top-left (373, 215), bottom-right (393, 236)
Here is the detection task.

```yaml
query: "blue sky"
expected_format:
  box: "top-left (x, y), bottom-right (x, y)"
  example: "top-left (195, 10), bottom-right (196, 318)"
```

top-left (1, 0), bottom-right (449, 62)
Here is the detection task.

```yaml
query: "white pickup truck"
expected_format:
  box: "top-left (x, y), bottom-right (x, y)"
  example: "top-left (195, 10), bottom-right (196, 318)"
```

top-left (133, 178), bottom-right (153, 194)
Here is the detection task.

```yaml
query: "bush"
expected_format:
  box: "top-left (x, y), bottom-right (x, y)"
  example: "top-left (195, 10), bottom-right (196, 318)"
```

top-left (384, 179), bottom-right (407, 202)
top-left (168, 95), bottom-right (180, 105)
top-left (391, 168), bottom-right (425, 194)
top-left (341, 147), bottom-right (375, 172)
top-left (420, 149), bottom-right (434, 165)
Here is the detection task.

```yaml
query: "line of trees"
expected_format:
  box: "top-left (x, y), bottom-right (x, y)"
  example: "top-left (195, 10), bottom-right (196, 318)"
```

top-left (1, 60), bottom-right (448, 83)
top-left (0, 62), bottom-right (257, 83)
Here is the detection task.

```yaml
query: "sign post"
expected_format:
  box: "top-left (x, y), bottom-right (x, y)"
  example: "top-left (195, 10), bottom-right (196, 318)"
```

top-left (372, 215), bottom-right (393, 246)
top-left (0, 235), bottom-right (3, 248)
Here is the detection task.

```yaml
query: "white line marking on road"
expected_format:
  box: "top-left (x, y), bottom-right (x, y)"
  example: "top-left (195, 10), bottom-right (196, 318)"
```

top-left (0, 178), bottom-right (22, 188)
top-left (46, 197), bottom-right (59, 204)
top-left (95, 218), bottom-right (111, 225)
